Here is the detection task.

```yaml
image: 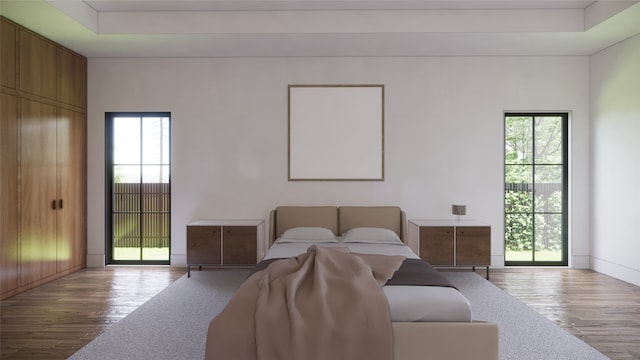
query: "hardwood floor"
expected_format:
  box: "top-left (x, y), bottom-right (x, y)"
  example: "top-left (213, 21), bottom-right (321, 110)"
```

top-left (0, 267), bottom-right (185, 359)
top-left (1, 267), bottom-right (639, 359)
top-left (488, 268), bottom-right (640, 360)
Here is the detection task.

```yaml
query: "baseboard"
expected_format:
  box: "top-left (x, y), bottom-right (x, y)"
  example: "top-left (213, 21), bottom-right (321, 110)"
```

top-left (491, 255), bottom-right (505, 268)
top-left (86, 253), bottom-right (105, 268)
top-left (87, 253), bottom-right (189, 268)
top-left (591, 257), bottom-right (640, 287)
top-left (571, 255), bottom-right (591, 269)
top-left (171, 254), bottom-right (187, 268)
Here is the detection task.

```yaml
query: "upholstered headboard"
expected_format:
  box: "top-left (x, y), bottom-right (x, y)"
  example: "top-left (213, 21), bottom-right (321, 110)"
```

top-left (269, 206), bottom-right (406, 245)
top-left (338, 206), bottom-right (406, 241)
top-left (269, 206), bottom-right (339, 244)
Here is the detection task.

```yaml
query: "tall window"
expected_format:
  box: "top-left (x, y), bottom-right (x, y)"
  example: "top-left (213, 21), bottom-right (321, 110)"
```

top-left (105, 113), bottom-right (170, 264)
top-left (504, 113), bottom-right (568, 266)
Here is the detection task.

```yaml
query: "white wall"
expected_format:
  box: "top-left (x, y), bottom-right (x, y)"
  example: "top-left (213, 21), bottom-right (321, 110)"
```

top-left (590, 34), bottom-right (640, 286)
top-left (87, 56), bottom-right (590, 268)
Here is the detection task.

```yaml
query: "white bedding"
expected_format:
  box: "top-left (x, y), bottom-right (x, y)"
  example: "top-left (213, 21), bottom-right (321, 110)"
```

top-left (264, 241), bottom-right (472, 322)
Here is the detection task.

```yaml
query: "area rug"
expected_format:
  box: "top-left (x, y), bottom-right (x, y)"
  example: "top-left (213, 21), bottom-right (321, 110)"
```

top-left (69, 270), bottom-right (608, 360)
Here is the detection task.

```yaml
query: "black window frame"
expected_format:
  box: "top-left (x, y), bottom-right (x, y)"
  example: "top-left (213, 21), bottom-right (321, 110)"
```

top-left (105, 112), bottom-right (171, 265)
top-left (504, 112), bottom-right (569, 267)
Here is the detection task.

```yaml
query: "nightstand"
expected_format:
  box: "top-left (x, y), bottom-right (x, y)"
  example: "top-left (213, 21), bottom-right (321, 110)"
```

top-left (186, 219), bottom-right (264, 277)
top-left (409, 220), bottom-right (491, 279)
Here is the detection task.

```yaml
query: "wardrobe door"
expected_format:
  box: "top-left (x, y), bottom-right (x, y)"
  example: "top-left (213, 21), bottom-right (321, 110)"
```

top-left (1, 93), bottom-right (19, 295)
top-left (19, 29), bottom-right (56, 100)
top-left (57, 108), bottom-right (86, 271)
top-left (1, 19), bottom-right (16, 89)
top-left (20, 98), bottom-right (58, 285)
top-left (57, 47), bottom-right (87, 108)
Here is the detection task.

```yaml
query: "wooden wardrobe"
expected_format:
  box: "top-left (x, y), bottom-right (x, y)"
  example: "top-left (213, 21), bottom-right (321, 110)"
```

top-left (1, 16), bottom-right (87, 299)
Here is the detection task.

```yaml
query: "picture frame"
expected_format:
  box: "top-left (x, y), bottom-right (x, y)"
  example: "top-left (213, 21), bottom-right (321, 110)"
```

top-left (288, 84), bottom-right (384, 181)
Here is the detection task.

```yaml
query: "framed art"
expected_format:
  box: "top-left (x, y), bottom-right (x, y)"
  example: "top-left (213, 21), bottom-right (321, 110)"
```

top-left (288, 84), bottom-right (384, 181)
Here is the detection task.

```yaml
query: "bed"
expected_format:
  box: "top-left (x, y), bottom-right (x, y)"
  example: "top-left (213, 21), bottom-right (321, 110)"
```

top-left (205, 206), bottom-right (498, 360)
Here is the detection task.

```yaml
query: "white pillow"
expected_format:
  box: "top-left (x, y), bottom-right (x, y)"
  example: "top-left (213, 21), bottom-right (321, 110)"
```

top-left (341, 227), bottom-right (403, 245)
top-left (276, 227), bottom-right (338, 243)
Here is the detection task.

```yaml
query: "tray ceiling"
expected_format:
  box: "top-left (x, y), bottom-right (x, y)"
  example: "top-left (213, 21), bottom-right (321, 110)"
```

top-left (1, 0), bottom-right (639, 57)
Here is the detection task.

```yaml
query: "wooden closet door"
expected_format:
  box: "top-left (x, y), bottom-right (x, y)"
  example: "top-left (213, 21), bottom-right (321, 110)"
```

top-left (1, 19), bottom-right (16, 89)
top-left (19, 29), bottom-right (56, 100)
top-left (1, 93), bottom-right (19, 295)
top-left (20, 99), bottom-right (58, 285)
top-left (57, 108), bottom-right (86, 271)
top-left (57, 48), bottom-right (87, 108)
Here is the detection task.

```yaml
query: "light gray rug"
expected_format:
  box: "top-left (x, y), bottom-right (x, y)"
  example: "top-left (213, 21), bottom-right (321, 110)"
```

top-left (69, 270), bottom-right (609, 360)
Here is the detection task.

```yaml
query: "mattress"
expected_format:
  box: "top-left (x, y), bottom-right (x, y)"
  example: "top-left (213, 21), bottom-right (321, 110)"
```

top-left (264, 241), bottom-right (472, 322)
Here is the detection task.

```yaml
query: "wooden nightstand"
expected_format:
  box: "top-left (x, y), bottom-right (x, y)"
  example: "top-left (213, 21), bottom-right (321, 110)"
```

top-left (409, 220), bottom-right (491, 279)
top-left (186, 220), bottom-right (264, 277)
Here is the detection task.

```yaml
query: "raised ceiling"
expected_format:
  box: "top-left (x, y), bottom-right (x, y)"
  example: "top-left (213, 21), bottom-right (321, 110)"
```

top-left (1, 0), bottom-right (639, 57)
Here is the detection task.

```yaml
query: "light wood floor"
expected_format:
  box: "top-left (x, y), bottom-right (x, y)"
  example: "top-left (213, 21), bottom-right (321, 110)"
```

top-left (1, 267), bottom-right (639, 360)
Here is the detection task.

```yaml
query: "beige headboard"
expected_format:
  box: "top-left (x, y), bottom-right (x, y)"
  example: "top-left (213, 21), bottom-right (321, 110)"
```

top-left (269, 205), bottom-right (406, 245)
top-left (339, 206), bottom-right (406, 241)
top-left (269, 206), bottom-right (339, 244)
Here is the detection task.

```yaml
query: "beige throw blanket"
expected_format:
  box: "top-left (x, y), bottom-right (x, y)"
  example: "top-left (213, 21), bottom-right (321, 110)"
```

top-left (205, 245), bottom-right (405, 360)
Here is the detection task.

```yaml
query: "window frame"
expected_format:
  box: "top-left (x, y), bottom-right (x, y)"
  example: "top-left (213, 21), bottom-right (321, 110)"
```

top-left (105, 112), bottom-right (171, 265)
top-left (504, 112), bottom-right (569, 266)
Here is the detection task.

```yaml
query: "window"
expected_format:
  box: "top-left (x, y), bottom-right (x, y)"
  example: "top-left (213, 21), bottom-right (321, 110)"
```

top-left (105, 113), bottom-right (171, 264)
top-left (504, 113), bottom-right (568, 266)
